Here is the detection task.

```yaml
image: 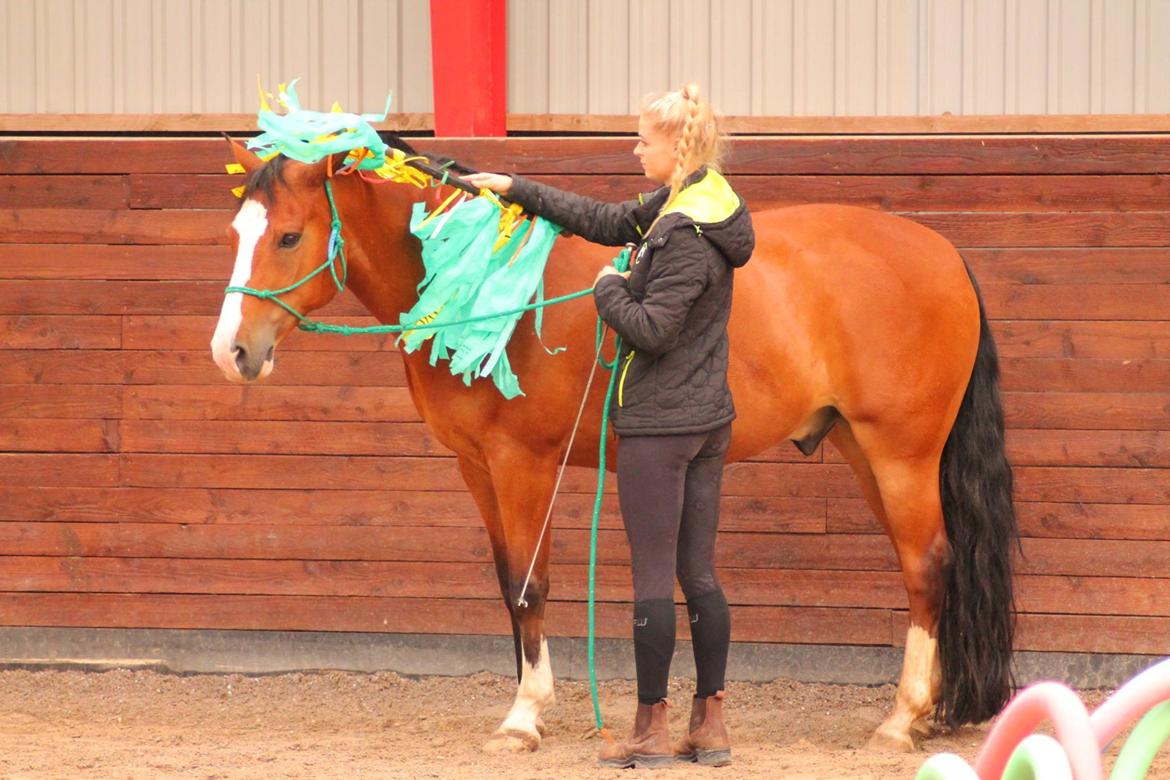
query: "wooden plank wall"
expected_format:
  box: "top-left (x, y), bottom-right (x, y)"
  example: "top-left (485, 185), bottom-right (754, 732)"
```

top-left (1, 133), bottom-right (1169, 657)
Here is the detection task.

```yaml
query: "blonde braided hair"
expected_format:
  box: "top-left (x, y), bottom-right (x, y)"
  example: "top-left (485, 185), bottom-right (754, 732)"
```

top-left (642, 83), bottom-right (725, 206)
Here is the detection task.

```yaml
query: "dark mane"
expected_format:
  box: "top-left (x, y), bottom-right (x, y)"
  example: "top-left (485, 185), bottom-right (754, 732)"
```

top-left (379, 132), bottom-right (479, 176)
top-left (241, 155), bottom-right (289, 202)
top-left (238, 133), bottom-right (478, 207)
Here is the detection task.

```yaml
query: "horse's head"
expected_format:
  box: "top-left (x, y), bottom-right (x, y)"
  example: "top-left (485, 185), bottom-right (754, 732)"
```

top-left (211, 142), bottom-right (343, 383)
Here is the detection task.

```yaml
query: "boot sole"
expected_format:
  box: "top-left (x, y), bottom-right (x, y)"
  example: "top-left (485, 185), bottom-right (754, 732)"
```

top-left (598, 753), bottom-right (676, 769)
top-left (677, 748), bottom-right (733, 767)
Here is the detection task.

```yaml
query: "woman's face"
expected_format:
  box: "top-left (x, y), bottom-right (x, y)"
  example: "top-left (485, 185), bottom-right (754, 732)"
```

top-left (634, 114), bottom-right (678, 185)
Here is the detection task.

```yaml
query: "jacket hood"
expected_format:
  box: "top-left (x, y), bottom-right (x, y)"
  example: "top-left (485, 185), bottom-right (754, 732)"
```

top-left (659, 168), bottom-right (754, 268)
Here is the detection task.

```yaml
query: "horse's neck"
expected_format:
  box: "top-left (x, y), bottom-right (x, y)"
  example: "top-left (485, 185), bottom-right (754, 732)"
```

top-left (343, 182), bottom-right (441, 324)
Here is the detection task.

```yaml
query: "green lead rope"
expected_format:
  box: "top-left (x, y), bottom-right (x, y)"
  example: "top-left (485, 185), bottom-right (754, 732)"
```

top-left (587, 246), bottom-right (631, 736)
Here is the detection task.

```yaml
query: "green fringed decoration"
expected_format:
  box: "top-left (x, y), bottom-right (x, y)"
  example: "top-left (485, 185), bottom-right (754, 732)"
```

top-left (399, 197), bottom-right (564, 399)
top-left (248, 79), bottom-right (392, 170)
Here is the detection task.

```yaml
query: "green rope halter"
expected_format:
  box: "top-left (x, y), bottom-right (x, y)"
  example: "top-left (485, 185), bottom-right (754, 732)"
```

top-left (224, 179), bottom-right (349, 322)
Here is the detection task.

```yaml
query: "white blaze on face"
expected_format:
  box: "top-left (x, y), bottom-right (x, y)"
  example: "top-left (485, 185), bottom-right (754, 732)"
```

top-left (211, 199), bottom-right (268, 379)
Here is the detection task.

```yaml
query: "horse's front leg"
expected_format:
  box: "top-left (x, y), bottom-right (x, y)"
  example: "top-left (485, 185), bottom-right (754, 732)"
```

top-left (474, 446), bottom-right (558, 754)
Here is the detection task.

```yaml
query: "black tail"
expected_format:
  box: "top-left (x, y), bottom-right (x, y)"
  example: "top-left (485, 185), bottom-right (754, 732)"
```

top-left (935, 263), bottom-right (1018, 728)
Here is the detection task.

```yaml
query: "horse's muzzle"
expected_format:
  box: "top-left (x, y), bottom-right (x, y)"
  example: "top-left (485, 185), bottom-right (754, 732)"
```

top-left (233, 342), bottom-right (275, 381)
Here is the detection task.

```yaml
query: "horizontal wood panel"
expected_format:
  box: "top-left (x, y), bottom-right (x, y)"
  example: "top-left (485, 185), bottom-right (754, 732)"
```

top-left (1014, 614), bottom-right (1170, 655)
top-left (110, 421), bottom-right (1170, 465)
top-left (122, 315), bottom-right (398, 352)
top-left (113, 454), bottom-right (858, 499)
top-left (0, 209), bottom-right (229, 245)
top-left (4, 351), bottom-right (1169, 396)
top-left (8, 484), bottom-right (1169, 542)
top-left (119, 420), bottom-right (445, 456)
top-left (980, 285), bottom-right (1170, 321)
top-left (2, 588), bottom-right (1169, 653)
top-left (8, 207), bottom-right (1163, 248)
top-left (1003, 393), bottom-right (1170, 431)
top-left (912, 212), bottom-right (1170, 248)
top-left (0, 385), bottom-right (122, 418)
top-left (0, 520), bottom-right (1165, 578)
top-left (7, 280), bottom-right (1170, 321)
top-left (8, 451), bottom-right (1170, 505)
top-left (999, 359), bottom-right (1170, 393)
top-left (0, 592), bottom-right (893, 645)
top-left (830, 498), bottom-right (1170, 542)
top-left (0, 175), bottom-right (128, 209)
top-left (7, 244), bottom-right (1168, 287)
top-left (0, 316), bottom-right (120, 349)
top-left (0, 245), bottom-right (232, 281)
top-left (0, 455), bottom-right (119, 487)
top-left (117, 384), bottom-right (1170, 431)
top-left (2, 558), bottom-right (1165, 618)
top-left (995, 321), bottom-right (1170, 359)
top-left (0, 281), bottom-right (368, 317)
top-left (962, 249), bottom-right (1170, 285)
top-left (117, 318), bottom-right (1170, 357)
top-left (0, 419), bottom-right (117, 452)
top-left (4, 136), bottom-right (1169, 176)
top-left (123, 386), bottom-right (420, 422)
top-left (1005, 429), bottom-right (1170, 467)
top-left (0, 487), bottom-right (827, 536)
top-left (128, 172), bottom-right (1170, 213)
top-left (0, 350), bottom-right (408, 386)
top-left (0, 522), bottom-right (895, 570)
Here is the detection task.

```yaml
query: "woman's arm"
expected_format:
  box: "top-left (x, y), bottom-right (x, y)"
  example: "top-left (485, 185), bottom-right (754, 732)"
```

top-left (464, 172), bottom-right (664, 247)
top-left (593, 226), bottom-right (709, 357)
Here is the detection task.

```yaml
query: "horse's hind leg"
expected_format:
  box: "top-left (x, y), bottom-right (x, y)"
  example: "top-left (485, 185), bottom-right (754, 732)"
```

top-left (871, 455), bottom-right (949, 750)
top-left (829, 424), bottom-right (947, 751)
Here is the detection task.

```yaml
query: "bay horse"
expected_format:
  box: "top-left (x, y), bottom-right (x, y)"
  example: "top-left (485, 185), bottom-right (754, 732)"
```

top-left (211, 138), bottom-right (1016, 753)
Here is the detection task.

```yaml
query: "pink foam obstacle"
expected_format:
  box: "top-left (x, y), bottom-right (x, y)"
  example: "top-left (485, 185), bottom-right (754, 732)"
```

top-left (972, 682), bottom-right (1100, 780)
top-left (915, 658), bottom-right (1170, 780)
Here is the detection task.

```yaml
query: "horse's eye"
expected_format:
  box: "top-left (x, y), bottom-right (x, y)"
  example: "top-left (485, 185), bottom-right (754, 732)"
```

top-left (279, 232), bottom-right (301, 249)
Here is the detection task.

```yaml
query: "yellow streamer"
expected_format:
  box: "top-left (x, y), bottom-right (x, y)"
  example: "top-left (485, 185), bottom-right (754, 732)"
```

top-left (418, 187), bottom-right (465, 229)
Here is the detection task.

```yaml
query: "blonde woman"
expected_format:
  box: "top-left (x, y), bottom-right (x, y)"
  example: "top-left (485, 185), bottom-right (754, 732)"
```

top-left (467, 83), bottom-right (753, 769)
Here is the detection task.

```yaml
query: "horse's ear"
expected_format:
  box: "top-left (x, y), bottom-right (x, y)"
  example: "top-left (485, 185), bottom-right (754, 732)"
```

top-left (225, 134), bottom-right (264, 173)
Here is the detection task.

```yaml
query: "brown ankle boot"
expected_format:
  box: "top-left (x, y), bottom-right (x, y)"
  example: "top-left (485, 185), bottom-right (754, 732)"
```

top-left (674, 691), bottom-right (732, 766)
top-left (597, 700), bottom-right (673, 769)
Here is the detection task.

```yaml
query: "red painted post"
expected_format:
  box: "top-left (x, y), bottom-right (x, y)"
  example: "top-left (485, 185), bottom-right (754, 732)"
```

top-left (429, 0), bottom-right (507, 137)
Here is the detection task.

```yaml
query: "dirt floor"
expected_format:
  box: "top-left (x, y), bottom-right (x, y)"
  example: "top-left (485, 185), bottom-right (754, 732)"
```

top-left (0, 669), bottom-right (1165, 779)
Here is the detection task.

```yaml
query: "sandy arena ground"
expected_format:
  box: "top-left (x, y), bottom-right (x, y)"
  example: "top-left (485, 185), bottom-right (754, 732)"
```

top-left (0, 669), bottom-right (1165, 779)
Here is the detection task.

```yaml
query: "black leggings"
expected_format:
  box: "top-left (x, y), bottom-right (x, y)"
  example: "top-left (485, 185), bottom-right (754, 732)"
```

top-left (617, 423), bottom-right (732, 704)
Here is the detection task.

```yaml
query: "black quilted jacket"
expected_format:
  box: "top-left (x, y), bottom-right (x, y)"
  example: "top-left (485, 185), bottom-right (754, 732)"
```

top-left (508, 167), bottom-right (754, 435)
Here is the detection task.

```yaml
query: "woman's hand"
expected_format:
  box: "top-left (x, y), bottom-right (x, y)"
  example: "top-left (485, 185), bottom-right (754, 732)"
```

top-left (595, 265), bottom-right (631, 284)
top-left (463, 172), bottom-right (513, 195)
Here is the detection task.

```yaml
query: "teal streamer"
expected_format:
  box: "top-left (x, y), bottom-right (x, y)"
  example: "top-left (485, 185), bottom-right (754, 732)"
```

top-left (398, 197), bottom-right (565, 398)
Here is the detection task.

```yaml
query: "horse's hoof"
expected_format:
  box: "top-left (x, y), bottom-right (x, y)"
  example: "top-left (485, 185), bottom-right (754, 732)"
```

top-left (865, 727), bottom-right (916, 753)
top-left (483, 728), bottom-right (541, 753)
top-left (910, 718), bottom-right (934, 738)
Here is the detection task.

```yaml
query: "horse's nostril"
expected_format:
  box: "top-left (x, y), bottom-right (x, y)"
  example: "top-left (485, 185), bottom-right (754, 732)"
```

top-left (233, 344), bottom-right (248, 372)
top-left (264, 345), bottom-right (274, 363)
